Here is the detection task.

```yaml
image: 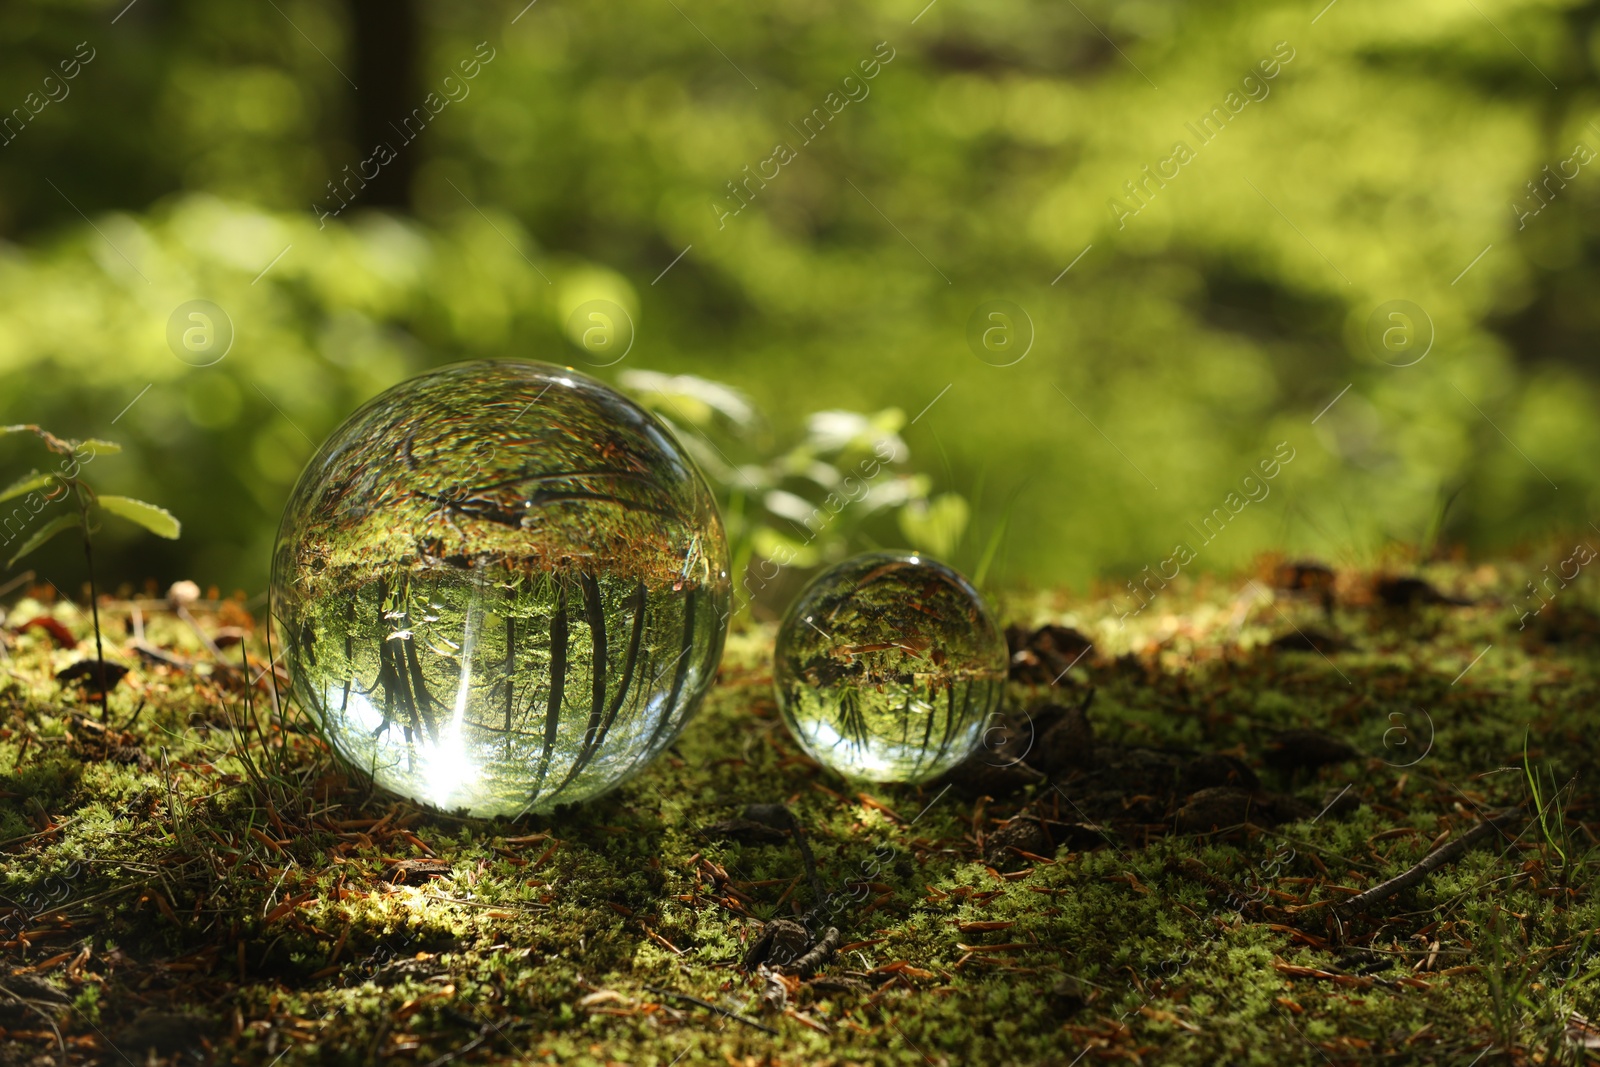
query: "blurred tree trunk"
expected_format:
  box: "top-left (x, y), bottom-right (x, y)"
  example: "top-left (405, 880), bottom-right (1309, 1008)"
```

top-left (347, 0), bottom-right (418, 210)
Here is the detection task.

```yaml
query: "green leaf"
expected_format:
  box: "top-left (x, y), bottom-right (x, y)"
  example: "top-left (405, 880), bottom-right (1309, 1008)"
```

top-left (0, 471), bottom-right (60, 504)
top-left (7, 512), bottom-right (82, 568)
top-left (96, 495), bottom-right (180, 539)
top-left (751, 525), bottom-right (820, 569)
top-left (75, 439), bottom-right (123, 456)
top-left (617, 370), bottom-right (758, 431)
top-left (897, 492), bottom-right (970, 562)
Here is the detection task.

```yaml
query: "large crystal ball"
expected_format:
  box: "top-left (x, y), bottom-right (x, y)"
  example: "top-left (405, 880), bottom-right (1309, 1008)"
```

top-left (272, 360), bottom-right (730, 816)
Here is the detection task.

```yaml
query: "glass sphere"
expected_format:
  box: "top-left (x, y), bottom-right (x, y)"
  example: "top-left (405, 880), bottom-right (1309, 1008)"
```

top-left (774, 551), bottom-right (1007, 783)
top-left (272, 360), bottom-right (730, 817)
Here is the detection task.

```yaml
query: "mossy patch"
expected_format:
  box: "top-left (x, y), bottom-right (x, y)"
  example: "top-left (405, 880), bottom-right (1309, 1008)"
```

top-left (0, 553), bottom-right (1595, 1065)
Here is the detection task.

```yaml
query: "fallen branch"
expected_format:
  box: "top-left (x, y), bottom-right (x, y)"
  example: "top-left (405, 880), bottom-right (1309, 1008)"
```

top-left (643, 985), bottom-right (779, 1035)
top-left (743, 803), bottom-right (825, 910)
top-left (1340, 808), bottom-right (1525, 914)
top-left (781, 926), bottom-right (840, 978)
top-left (757, 964), bottom-right (788, 1012)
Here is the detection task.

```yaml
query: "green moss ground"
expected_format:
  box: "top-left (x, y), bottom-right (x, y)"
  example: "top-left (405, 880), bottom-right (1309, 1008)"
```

top-left (2, 550), bottom-right (1599, 1066)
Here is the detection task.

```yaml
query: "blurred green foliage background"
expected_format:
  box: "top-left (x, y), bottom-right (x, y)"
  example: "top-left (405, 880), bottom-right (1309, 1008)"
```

top-left (0, 0), bottom-right (1596, 604)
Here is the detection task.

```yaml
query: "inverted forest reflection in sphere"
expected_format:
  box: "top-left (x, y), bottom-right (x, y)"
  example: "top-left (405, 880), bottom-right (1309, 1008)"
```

top-left (775, 551), bottom-right (1007, 784)
top-left (271, 360), bottom-right (730, 817)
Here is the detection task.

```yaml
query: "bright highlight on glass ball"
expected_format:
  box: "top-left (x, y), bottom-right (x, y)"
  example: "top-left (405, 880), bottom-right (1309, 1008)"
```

top-left (774, 551), bottom-right (1007, 784)
top-left (272, 360), bottom-right (730, 817)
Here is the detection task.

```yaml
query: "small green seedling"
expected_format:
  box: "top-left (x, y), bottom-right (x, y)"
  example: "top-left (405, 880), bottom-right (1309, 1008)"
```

top-left (0, 424), bottom-right (181, 714)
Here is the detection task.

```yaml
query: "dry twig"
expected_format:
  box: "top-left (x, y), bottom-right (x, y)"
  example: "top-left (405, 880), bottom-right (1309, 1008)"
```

top-left (1340, 808), bottom-right (1525, 914)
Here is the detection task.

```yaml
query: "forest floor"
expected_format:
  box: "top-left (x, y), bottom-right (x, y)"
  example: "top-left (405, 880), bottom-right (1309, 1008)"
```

top-left (1, 547), bottom-right (1598, 1066)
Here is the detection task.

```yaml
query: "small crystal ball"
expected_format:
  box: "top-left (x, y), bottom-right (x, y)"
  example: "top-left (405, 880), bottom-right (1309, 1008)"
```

top-left (774, 551), bottom-right (1007, 783)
